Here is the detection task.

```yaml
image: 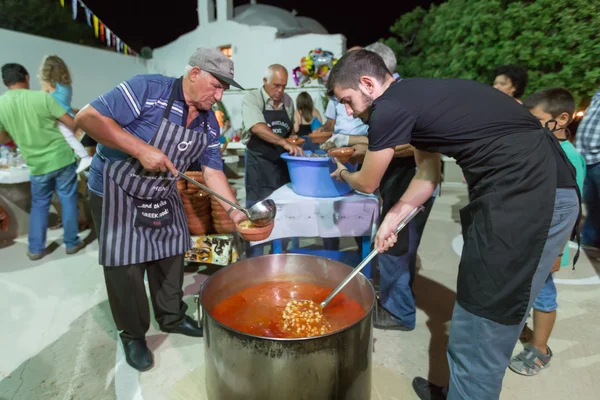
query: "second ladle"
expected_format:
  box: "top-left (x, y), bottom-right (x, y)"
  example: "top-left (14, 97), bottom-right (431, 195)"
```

top-left (321, 204), bottom-right (425, 309)
top-left (178, 172), bottom-right (276, 227)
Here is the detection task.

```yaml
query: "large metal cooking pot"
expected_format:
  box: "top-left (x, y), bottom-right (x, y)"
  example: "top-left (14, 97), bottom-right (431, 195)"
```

top-left (199, 253), bottom-right (375, 400)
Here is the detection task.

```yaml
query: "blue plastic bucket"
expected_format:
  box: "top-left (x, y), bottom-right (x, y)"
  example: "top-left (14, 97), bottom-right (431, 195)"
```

top-left (281, 150), bottom-right (357, 197)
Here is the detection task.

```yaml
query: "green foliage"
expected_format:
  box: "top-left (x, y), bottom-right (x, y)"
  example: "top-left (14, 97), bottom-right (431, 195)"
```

top-left (0, 0), bottom-right (102, 48)
top-left (384, 0), bottom-right (600, 107)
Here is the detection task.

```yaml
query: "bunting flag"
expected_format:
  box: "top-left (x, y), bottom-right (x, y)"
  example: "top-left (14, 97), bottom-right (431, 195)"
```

top-left (62, 0), bottom-right (138, 57)
top-left (84, 7), bottom-right (92, 27)
top-left (92, 15), bottom-right (99, 37)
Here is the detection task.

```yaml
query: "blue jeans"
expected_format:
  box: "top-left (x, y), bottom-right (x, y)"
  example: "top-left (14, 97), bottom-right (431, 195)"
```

top-left (447, 188), bottom-right (579, 399)
top-left (582, 162), bottom-right (600, 247)
top-left (378, 196), bottom-right (435, 329)
top-left (29, 162), bottom-right (81, 254)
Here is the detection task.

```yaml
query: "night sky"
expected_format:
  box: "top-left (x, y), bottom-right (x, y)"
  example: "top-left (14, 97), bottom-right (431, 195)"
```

top-left (81, 0), bottom-right (437, 53)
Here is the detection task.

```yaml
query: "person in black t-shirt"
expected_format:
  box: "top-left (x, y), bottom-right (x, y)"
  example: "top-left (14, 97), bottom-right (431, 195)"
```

top-left (326, 50), bottom-right (580, 400)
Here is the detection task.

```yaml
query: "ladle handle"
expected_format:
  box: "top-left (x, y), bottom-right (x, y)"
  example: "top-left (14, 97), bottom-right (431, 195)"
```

top-left (320, 205), bottom-right (425, 309)
top-left (178, 172), bottom-right (248, 216)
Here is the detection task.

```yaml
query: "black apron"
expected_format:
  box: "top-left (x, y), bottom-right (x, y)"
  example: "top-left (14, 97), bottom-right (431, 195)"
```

top-left (99, 78), bottom-right (209, 267)
top-left (245, 92), bottom-right (293, 204)
top-left (444, 127), bottom-right (578, 324)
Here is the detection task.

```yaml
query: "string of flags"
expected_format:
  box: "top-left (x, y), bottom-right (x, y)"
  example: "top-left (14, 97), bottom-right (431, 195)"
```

top-left (60, 0), bottom-right (138, 56)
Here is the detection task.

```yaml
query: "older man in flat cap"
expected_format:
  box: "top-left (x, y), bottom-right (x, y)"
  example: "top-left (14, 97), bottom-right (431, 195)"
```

top-left (76, 48), bottom-right (245, 371)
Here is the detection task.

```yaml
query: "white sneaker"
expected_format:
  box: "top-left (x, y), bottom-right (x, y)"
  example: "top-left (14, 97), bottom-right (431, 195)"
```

top-left (76, 156), bottom-right (93, 174)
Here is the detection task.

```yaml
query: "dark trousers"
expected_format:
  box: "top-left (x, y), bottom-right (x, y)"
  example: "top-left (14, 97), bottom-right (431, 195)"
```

top-left (90, 192), bottom-right (187, 340)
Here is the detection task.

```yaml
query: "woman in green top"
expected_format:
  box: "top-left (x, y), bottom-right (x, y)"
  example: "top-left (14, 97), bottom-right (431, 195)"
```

top-left (509, 88), bottom-right (586, 377)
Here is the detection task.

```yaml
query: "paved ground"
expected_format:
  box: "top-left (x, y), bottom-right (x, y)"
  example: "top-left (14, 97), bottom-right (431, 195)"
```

top-left (1, 184), bottom-right (599, 400)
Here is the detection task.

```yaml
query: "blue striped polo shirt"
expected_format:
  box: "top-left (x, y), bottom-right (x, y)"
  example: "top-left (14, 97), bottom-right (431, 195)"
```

top-left (87, 74), bottom-right (222, 196)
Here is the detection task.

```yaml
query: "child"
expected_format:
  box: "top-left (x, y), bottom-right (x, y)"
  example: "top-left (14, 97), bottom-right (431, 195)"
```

top-left (39, 55), bottom-right (92, 174)
top-left (509, 88), bottom-right (586, 376)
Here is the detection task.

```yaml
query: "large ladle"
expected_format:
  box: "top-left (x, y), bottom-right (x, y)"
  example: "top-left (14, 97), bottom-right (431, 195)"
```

top-left (178, 172), bottom-right (276, 227)
top-left (320, 204), bottom-right (425, 309)
top-left (281, 205), bottom-right (425, 336)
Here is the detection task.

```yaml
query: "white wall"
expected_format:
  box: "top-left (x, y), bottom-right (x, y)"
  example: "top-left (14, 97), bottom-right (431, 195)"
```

top-left (0, 23), bottom-right (339, 131)
top-left (147, 19), bottom-right (345, 90)
top-left (0, 29), bottom-right (147, 109)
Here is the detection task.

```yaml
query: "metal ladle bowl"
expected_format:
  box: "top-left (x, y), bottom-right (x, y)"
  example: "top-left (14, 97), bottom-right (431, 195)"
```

top-left (178, 172), bottom-right (276, 227)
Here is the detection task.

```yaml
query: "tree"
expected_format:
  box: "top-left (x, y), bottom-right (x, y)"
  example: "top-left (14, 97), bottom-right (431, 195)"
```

top-left (0, 0), bottom-right (102, 48)
top-left (384, 0), bottom-right (600, 107)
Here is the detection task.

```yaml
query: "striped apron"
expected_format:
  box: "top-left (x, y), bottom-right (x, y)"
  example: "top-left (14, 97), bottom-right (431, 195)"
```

top-left (99, 79), bottom-right (210, 267)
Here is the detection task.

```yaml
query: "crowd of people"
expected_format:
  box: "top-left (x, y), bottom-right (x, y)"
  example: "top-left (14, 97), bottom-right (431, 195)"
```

top-left (0, 42), bottom-right (599, 400)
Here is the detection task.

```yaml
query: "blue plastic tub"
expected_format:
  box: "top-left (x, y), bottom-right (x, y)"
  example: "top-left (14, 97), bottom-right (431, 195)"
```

top-left (281, 150), bottom-right (357, 197)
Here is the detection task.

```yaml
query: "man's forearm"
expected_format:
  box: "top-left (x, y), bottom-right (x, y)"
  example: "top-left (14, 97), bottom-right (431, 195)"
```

top-left (381, 151), bottom-right (440, 229)
top-left (340, 169), bottom-right (375, 194)
top-left (250, 123), bottom-right (285, 146)
top-left (348, 135), bottom-right (368, 146)
top-left (75, 106), bottom-right (148, 158)
top-left (316, 119), bottom-right (335, 132)
top-left (203, 166), bottom-right (239, 210)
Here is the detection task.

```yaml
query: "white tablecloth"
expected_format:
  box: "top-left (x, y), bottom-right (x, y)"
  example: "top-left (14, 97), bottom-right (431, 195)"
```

top-left (0, 167), bottom-right (30, 184)
top-left (254, 183), bottom-right (380, 245)
top-left (225, 142), bottom-right (246, 150)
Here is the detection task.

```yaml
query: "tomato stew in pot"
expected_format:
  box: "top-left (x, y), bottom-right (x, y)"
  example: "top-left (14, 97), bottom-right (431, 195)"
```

top-left (211, 281), bottom-right (365, 338)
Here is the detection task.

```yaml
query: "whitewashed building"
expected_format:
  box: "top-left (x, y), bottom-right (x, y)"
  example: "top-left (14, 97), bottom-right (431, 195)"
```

top-left (0, 1), bottom-right (345, 128)
top-left (147, 0), bottom-right (347, 128)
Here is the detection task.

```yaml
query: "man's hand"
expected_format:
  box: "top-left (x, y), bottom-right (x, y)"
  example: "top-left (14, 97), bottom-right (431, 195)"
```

top-left (374, 202), bottom-right (416, 252)
top-left (375, 214), bottom-right (399, 253)
top-left (137, 144), bottom-right (177, 175)
top-left (349, 143), bottom-right (368, 164)
top-left (230, 209), bottom-right (248, 224)
top-left (330, 159), bottom-right (347, 181)
top-left (321, 133), bottom-right (350, 150)
top-left (282, 141), bottom-right (304, 156)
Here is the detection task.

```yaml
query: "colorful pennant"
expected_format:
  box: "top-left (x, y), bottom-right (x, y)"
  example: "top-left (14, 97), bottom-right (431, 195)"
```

top-left (64, 0), bottom-right (138, 57)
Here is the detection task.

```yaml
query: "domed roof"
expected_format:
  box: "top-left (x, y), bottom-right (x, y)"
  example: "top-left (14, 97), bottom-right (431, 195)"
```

top-left (233, 4), bottom-right (328, 37)
top-left (296, 16), bottom-right (328, 34)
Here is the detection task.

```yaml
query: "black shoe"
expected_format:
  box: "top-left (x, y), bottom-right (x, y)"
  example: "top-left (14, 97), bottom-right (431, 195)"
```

top-left (122, 339), bottom-right (154, 372)
top-left (373, 301), bottom-right (414, 331)
top-left (412, 377), bottom-right (447, 400)
top-left (164, 315), bottom-right (203, 337)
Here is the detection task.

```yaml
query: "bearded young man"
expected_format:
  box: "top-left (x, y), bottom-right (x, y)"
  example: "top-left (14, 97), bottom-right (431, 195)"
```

top-left (327, 49), bottom-right (580, 399)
